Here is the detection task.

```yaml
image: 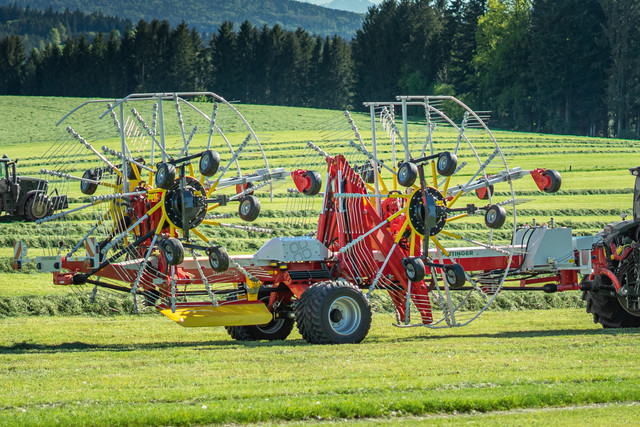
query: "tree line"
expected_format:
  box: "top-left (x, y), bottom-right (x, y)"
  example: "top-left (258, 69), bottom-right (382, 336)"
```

top-left (1, 0), bottom-right (639, 138)
top-left (0, 4), bottom-right (131, 52)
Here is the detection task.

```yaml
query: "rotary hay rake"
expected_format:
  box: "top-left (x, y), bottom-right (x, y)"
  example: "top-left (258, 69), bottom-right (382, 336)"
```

top-left (15, 92), bottom-right (287, 325)
top-left (287, 95), bottom-right (562, 331)
top-left (20, 93), bottom-right (634, 345)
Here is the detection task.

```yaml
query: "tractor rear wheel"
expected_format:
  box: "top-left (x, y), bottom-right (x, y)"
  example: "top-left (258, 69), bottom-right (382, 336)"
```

top-left (296, 281), bottom-right (371, 344)
top-left (225, 317), bottom-right (295, 341)
top-left (583, 276), bottom-right (640, 328)
top-left (25, 193), bottom-right (53, 221)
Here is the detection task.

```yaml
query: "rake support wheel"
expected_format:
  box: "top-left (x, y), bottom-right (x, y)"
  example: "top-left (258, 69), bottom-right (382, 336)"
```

top-left (238, 195), bottom-right (261, 222)
top-left (397, 162), bottom-right (418, 187)
top-left (207, 245), bottom-right (229, 273)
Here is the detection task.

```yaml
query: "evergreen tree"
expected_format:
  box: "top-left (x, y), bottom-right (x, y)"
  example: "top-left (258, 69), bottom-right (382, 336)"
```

top-left (352, 0), bottom-right (448, 104)
top-left (235, 21), bottom-right (259, 103)
top-left (0, 34), bottom-right (27, 94)
top-left (599, 0), bottom-right (640, 137)
top-left (166, 22), bottom-right (198, 92)
top-left (446, 0), bottom-right (486, 101)
top-left (89, 32), bottom-right (108, 96)
top-left (272, 31), bottom-right (301, 105)
top-left (317, 35), bottom-right (354, 109)
top-left (531, 0), bottom-right (608, 135)
top-left (294, 28), bottom-right (316, 107)
top-left (209, 21), bottom-right (238, 99)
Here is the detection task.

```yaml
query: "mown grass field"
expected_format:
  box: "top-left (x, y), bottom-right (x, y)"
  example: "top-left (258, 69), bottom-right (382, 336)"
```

top-left (1, 96), bottom-right (640, 425)
top-left (2, 310), bottom-right (640, 425)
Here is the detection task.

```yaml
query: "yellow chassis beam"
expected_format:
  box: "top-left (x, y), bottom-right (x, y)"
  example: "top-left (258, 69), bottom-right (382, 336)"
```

top-left (160, 302), bottom-right (272, 327)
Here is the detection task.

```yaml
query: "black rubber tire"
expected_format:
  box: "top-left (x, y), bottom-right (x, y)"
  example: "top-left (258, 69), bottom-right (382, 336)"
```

top-left (403, 257), bottom-right (425, 283)
top-left (542, 169), bottom-right (562, 193)
top-left (444, 264), bottom-right (466, 289)
top-left (80, 169), bottom-right (98, 195)
top-left (226, 318), bottom-right (295, 341)
top-left (162, 237), bottom-right (184, 265)
top-left (436, 152), bottom-right (457, 176)
top-left (296, 281), bottom-right (372, 344)
top-left (25, 193), bottom-right (53, 221)
top-left (238, 195), bottom-right (260, 222)
top-left (397, 162), bottom-right (418, 187)
top-left (199, 150), bottom-right (221, 177)
top-left (155, 163), bottom-right (176, 189)
top-left (302, 170), bottom-right (322, 196)
top-left (208, 245), bottom-right (230, 272)
top-left (484, 204), bottom-right (507, 229)
top-left (583, 275), bottom-right (640, 328)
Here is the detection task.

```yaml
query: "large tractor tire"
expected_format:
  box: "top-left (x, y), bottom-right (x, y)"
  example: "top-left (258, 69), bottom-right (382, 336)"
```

top-left (295, 281), bottom-right (372, 344)
top-left (583, 276), bottom-right (640, 328)
top-left (225, 318), bottom-right (295, 341)
top-left (25, 193), bottom-right (53, 221)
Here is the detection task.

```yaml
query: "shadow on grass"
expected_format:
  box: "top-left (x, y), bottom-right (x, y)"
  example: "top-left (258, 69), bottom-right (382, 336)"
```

top-left (0, 337), bottom-right (309, 354)
top-left (375, 327), bottom-right (640, 344)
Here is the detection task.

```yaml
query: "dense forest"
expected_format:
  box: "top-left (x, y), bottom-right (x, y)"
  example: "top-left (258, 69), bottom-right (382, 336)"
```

top-left (0, 4), bottom-right (131, 52)
top-left (0, 0), bottom-right (364, 39)
top-left (1, 0), bottom-right (640, 138)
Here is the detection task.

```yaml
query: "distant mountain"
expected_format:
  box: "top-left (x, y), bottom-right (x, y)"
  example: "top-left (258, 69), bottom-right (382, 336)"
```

top-left (0, 0), bottom-right (364, 38)
top-left (297, 0), bottom-right (379, 14)
top-left (326, 0), bottom-right (377, 14)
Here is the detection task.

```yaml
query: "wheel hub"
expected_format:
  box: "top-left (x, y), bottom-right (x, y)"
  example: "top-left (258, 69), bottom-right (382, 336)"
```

top-left (328, 296), bottom-right (361, 335)
top-left (408, 187), bottom-right (447, 236)
top-left (164, 177), bottom-right (207, 230)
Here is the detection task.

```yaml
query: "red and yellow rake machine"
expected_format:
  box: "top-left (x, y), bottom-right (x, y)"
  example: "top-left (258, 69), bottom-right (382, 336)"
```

top-left (13, 94), bottom-right (640, 344)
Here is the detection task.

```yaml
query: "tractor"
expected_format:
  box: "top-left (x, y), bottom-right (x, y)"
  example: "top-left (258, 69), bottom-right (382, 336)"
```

top-left (0, 154), bottom-right (67, 221)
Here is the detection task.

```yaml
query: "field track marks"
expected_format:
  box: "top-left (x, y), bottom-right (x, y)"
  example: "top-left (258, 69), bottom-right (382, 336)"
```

top-left (276, 401), bottom-right (640, 425)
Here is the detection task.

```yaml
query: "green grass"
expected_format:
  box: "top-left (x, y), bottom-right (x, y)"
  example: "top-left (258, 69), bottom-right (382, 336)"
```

top-left (0, 96), bottom-right (639, 425)
top-left (1, 309), bottom-right (638, 425)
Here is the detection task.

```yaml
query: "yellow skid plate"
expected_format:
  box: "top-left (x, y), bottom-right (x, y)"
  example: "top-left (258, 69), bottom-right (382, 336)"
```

top-left (160, 303), bottom-right (273, 327)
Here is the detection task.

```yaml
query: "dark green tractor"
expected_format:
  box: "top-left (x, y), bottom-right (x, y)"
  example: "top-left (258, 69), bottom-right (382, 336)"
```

top-left (0, 155), bottom-right (68, 221)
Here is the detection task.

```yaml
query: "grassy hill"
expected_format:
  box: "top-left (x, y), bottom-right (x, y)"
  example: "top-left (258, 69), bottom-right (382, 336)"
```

top-left (0, 0), bottom-right (364, 38)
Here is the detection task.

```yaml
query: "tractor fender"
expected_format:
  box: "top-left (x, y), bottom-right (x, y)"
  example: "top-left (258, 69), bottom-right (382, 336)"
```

top-left (17, 189), bottom-right (45, 216)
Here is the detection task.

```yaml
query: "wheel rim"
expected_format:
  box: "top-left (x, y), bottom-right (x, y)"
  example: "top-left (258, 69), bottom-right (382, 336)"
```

top-left (328, 296), bottom-right (361, 335)
top-left (405, 263), bottom-right (416, 280)
top-left (399, 166), bottom-right (407, 181)
top-left (487, 209), bottom-right (497, 224)
top-left (156, 167), bottom-right (166, 183)
top-left (438, 156), bottom-right (448, 171)
top-left (31, 200), bottom-right (48, 218)
top-left (240, 199), bottom-right (251, 216)
top-left (618, 295), bottom-right (640, 317)
top-left (446, 269), bottom-right (456, 284)
top-left (210, 253), bottom-right (219, 269)
top-left (257, 318), bottom-right (285, 333)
